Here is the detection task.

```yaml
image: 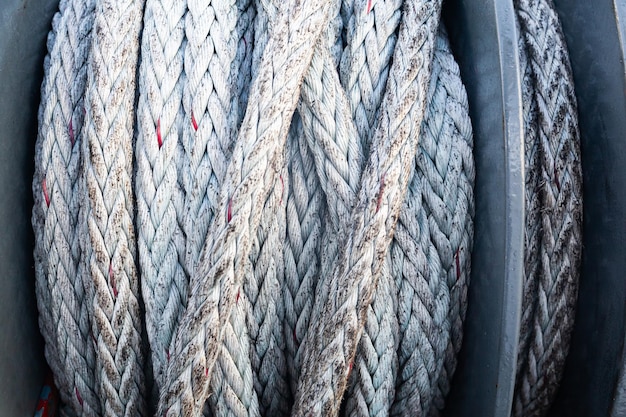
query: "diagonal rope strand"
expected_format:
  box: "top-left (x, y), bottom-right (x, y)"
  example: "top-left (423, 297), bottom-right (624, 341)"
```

top-left (292, 1), bottom-right (444, 415)
top-left (157, 1), bottom-right (334, 414)
top-left (32, 0), bottom-right (99, 413)
top-left (81, 0), bottom-right (147, 413)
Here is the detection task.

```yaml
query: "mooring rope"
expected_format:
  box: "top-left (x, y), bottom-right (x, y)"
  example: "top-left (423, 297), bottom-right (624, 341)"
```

top-left (292, 0), bottom-right (444, 414)
top-left (31, 0), bottom-right (585, 415)
top-left (81, 0), bottom-right (148, 413)
top-left (513, 0), bottom-right (582, 416)
top-left (32, 0), bottom-right (98, 414)
top-left (181, 1), bottom-right (259, 416)
top-left (135, 0), bottom-right (187, 396)
top-left (389, 27), bottom-right (474, 417)
top-left (334, 2), bottom-right (402, 415)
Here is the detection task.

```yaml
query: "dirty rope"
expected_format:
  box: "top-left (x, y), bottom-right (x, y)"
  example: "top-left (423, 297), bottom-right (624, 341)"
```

top-left (32, 0), bottom-right (580, 416)
top-left (513, 0), bottom-right (583, 416)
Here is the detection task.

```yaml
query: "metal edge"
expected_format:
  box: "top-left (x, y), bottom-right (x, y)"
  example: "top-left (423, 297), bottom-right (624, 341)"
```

top-left (548, 0), bottom-right (626, 416)
top-left (494, 0), bottom-right (525, 414)
top-left (608, 1), bottom-right (626, 415)
top-left (441, 0), bottom-right (524, 415)
top-left (0, 0), bottom-right (58, 416)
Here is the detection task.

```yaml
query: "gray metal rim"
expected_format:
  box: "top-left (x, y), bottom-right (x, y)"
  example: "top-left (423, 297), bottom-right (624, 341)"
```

top-left (441, 0), bottom-right (524, 415)
top-left (547, 1), bottom-right (626, 416)
top-left (0, 0), bottom-right (59, 416)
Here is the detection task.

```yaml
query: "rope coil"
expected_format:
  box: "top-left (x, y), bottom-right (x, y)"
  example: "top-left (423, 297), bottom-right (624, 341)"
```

top-left (31, 0), bottom-right (583, 415)
top-left (513, 0), bottom-right (582, 415)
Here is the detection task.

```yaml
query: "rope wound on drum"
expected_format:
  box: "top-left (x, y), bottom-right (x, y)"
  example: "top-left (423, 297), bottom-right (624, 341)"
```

top-left (513, 0), bottom-right (583, 416)
top-left (31, 0), bottom-right (581, 416)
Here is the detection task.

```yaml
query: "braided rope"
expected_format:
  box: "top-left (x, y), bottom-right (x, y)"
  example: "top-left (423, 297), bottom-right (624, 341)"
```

top-left (244, 161), bottom-right (291, 416)
top-left (513, 0), bottom-right (582, 416)
top-left (339, 0), bottom-right (402, 152)
top-left (292, 0), bottom-right (443, 415)
top-left (337, 2), bottom-right (402, 415)
top-left (390, 28), bottom-right (474, 417)
top-left (283, 114), bottom-right (327, 394)
top-left (231, 3), bottom-right (293, 414)
top-left (254, 1), bottom-right (358, 410)
top-left (232, 0), bottom-right (255, 130)
top-left (157, 1), bottom-right (333, 414)
top-left (425, 30), bottom-right (474, 416)
top-left (32, 0), bottom-right (99, 414)
top-left (181, 1), bottom-right (260, 416)
top-left (206, 290), bottom-right (260, 417)
top-left (293, 0), bottom-right (404, 411)
top-left (80, 0), bottom-right (147, 414)
top-left (135, 0), bottom-right (188, 394)
top-left (31, 0), bottom-right (584, 414)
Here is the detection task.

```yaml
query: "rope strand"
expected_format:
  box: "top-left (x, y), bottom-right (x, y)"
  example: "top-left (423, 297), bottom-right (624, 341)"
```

top-left (293, 0), bottom-right (443, 415)
top-left (390, 27), bottom-right (474, 417)
top-left (32, 0), bottom-right (98, 413)
top-left (513, 0), bottom-right (582, 415)
top-left (158, 1), bottom-right (333, 414)
top-left (135, 0), bottom-right (188, 394)
top-left (81, 0), bottom-right (147, 413)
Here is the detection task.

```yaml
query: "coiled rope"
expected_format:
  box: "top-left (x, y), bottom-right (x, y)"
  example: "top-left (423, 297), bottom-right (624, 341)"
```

top-left (31, 0), bottom-right (583, 415)
top-left (81, 0), bottom-right (148, 414)
top-left (33, 0), bottom-right (98, 413)
top-left (513, 0), bottom-right (582, 416)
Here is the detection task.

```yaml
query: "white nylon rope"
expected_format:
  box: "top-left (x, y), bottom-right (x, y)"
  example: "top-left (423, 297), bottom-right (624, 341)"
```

top-left (181, 1), bottom-right (259, 416)
top-left (157, 1), bottom-right (334, 415)
top-left (287, 1), bottom-right (403, 414)
top-left (280, 0), bottom-right (345, 392)
top-left (80, 0), bottom-right (147, 413)
top-left (283, 113), bottom-right (327, 395)
top-left (239, 3), bottom-right (291, 414)
top-left (423, 30), bottom-right (475, 415)
top-left (135, 0), bottom-right (188, 396)
top-left (31, 0), bottom-right (584, 415)
top-left (32, 0), bottom-right (98, 413)
top-left (389, 27), bottom-right (474, 417)
top-left (337, 2), bottom-right (402, 415)
top-left (292, 0), bottom-right (444, 415)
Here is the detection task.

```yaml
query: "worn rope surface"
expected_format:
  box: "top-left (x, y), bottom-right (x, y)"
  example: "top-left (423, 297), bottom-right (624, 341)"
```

top-left (157, 1), bottom-right (334, 415)
top-left (390, 28), bottom-right (474, 417)
top-left (336, 2), bottom-right (400, 415)
top-left (181, 1), bottom-right (259, 416)
top-left (513, 0), bottom-right (582, 416)
top-left (292, 0), bottom-right (444, 414)
top-left (32, 0), bottom-right (583, 415)
top-left (32, 0), bottom-right (98, 414)
top-left (81, 0), bottom-right (147, 413)
top-left (135, 0), bottom-right (187, 395)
